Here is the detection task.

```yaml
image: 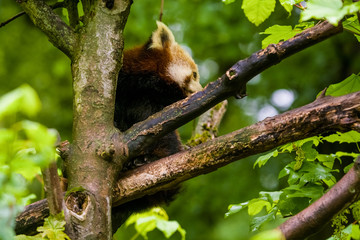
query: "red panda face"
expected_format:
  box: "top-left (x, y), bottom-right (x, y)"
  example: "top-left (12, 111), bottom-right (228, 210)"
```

top-left (149, 21), bottom-right (202, 96)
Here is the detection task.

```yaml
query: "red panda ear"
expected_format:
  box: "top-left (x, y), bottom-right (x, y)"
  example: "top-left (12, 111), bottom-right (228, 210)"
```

top-left (148, 21), bottom-right (176, 50)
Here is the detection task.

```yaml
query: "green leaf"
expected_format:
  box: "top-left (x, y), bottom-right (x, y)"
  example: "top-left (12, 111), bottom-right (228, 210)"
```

top-left (250, 210), bottom-right (277, 231)
top-left (343, 16), bottom-right (360, 37)
top-left (254, 150), bottom-right (278, 168)
top-left (259, 191), bottom-right (282, 204)
top-left (222, 0), bottom-right (236, 4)
top-left (317, 154), bottom-right (336, 169)
top-left (36, 212), bottom-right (70, 240)
top-left (323, 74), bottom-right (360, 97)
top-left (301, 0), bottom-right (360, 25)
top-left (323, 131), bottom-right (360, 144)
top-left (125, 208), bottom-right (185, 240)
top-left (250, 229), bottom-right (285, 240)
top-left (0, 84), bottom-right (41, 120)
top-left (260, 25), bottom-right (298, 48)
top-left (225, 201), bottom-right (249, 218)
top-left (242, 0), bottom-right (276, 26)
top-left (351, 224), bottom-right (360, 239)
top-left (279, 0), bottom-right (294, 14)
top-left (248, 199), bottom-right (271, 216)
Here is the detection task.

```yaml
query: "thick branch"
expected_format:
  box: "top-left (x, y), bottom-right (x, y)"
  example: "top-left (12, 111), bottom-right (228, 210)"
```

top-left (279, 156), bottom-right (360, 240)
top-left (16, 0), bottom-right (76, 58)
top-left (122, 21), bottom-right (343, 160)
top-left (15, 92), bottom-right (360, 234)
top-left (115, 91), bottom-right (360, 205)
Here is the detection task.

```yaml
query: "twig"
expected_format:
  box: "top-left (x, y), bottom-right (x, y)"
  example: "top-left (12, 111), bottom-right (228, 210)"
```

top-left (0, 2), bottom-right (65, 29)
top-left (159, 0), bottom-right (164, 22)
top-left (0, 12), bottom-right (25, 28)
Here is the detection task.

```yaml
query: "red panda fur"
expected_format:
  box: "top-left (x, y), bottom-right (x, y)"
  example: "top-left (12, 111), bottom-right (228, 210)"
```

top-left (114, 21), bottom-right (202, 169)
top-left (112, 22), bottom-right (202, 225)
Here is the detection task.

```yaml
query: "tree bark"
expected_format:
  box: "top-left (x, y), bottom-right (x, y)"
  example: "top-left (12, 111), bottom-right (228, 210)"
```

top-left (62, 0), bottom-right (131, 239)
top-left (15, 91), bottom-right (360, 236)
top-left (279, 157), bottom-right (360, 240)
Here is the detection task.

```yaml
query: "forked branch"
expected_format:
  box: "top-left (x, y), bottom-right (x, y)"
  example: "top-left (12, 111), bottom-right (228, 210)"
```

top-left (122, 21), bottom-right (343, 161)
top-left (15, 0), bottom-right (76, 58)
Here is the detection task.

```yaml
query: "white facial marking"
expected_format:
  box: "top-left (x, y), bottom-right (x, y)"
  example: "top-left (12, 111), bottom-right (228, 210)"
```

top-left (167, 63), bottom-right (192, 85)
top-left (188, 80), bottom-right (203, 93)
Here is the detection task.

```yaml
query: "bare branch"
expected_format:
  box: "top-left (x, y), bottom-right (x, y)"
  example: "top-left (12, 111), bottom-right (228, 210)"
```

top-left (41, 161), bottom-right (63, 215)
top-left (122, 21), bottom-right (343, 161)
top-left (188, 100), bottom-right (228, 146)
top-left (16, 0), bottom-right (76, 58)
top-left (0, 2), bottom-right (65, 28)
top-left (279, 156), bottom-right (360, 240)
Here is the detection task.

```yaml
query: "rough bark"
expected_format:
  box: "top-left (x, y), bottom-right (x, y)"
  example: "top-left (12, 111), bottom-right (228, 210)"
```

top-left (113, 91), bottom-right (360, 206)
top-left (63, 0), bottom-right (131, 239)
top-left (121, 21), bottom-right (343, 161)
top-left (15, 91), bottom-right (360, 236)
top-left (15, 0), bottom-right (76, 58)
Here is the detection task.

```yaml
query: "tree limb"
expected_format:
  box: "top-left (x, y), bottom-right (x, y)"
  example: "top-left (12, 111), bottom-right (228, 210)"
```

top-left (279, 156), bottom-right (360, 240)
top-left (113, 92), bottom-right (360, 206)
top-left (16, 0), bottom-right (76, 58)
top-left (15, 91), bottom-right (360, 235)
top-left (121, 21), bottom-right (343, 161)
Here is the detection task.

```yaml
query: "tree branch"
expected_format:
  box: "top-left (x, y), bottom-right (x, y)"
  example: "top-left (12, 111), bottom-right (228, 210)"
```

top-left (15, 91), bottom-right (360, 235)
top-left (121, 21), bottom-right (343, 161)
top-left (279, 156), bottom-right (360, 240)
top-left (16, 0), bottom-right (76, 58)
top-left (113, 91), bottom-right (360, 206)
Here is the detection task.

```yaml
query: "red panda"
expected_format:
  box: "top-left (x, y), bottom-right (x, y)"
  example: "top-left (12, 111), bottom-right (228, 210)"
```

top-left (114, 21), bottom-right (202, 170)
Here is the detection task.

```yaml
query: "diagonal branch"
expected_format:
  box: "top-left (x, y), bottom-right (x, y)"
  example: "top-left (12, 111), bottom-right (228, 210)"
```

top-left (113, 91), bottom-right (360, 205)
top-left (16, 0), bottom-right (76, 58)
top-left (279, 156), bottom-right (360, 240)
top-left (121, 21), bottom-right (343, 160)
top-left (15, 91), bottom-right (360, 235)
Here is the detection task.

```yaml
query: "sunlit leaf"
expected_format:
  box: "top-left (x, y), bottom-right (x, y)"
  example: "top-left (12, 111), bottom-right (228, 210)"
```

top-left (37, 212), bottom-right (70, 240)
top-left (242, 0), bottom-right (276, 26)
top-left (125, 207), bottom-right (185, 240)
top-left (225, 201), bottom-right (249, 218)
top-left (0, 84), bottom-right (41, 120)
top-left (260, 25), bottom-right (298, 48)
top-left (323, 74), bottom-right (360, 97)
top-left (301, 0), bottom-right (360, 25)
top-left (248, 199), bottom-right (271, 216)
top-left (250, 228), bottom-right (285, 240)
top-left (323, 131), bottom-right (360, 144)
top-left (254, 150), bottom-right (278, 168)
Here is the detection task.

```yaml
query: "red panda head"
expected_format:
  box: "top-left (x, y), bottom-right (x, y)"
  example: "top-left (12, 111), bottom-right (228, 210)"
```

top-left (148, 21), bottom-right (203, 96)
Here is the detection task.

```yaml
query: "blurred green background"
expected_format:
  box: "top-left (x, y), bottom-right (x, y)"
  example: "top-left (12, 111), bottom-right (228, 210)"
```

top-left (1, 0), bottom-right (359, 239)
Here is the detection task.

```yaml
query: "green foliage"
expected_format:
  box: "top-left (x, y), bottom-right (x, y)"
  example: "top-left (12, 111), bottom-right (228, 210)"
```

top-left (0, 86), bottom-right (57, 239)
top-left (322, 73), bottom-right (360, 97)
top-left (260, 22), bottom-right (315, 48)
top-left (15, 212), bottom-right (70, 240)
top-left (250, 229), bottom-right (284, 240)
top-left (122, 208), bottom-right (186, 240)
top-left (241, 0), bottom-right (276, 26)
top-left (226, 77), bottom-right (360, 237)
top-left (301, 0), bottom-right (360, 26)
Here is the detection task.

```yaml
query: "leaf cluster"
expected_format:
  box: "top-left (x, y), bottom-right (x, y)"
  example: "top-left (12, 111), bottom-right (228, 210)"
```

top-left (225, 76), bottom-right (360, 238)
top-left (0, 85), bottom-right (57, 239)
top-left (115, 207), bottom-right (186, 240)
